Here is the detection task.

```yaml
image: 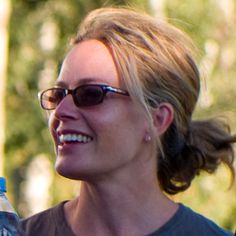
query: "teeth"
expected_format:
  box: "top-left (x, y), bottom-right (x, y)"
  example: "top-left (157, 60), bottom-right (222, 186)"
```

top-left (59, 134), bottom-right (92, 143)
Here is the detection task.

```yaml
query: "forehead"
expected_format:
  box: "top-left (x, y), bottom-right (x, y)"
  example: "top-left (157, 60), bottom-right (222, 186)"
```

top-left (57, 39), bottom-right (120, 87)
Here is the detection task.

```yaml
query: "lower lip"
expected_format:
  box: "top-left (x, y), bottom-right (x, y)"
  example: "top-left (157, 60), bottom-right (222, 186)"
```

top-left (57, 141), bottom-right (90, 151)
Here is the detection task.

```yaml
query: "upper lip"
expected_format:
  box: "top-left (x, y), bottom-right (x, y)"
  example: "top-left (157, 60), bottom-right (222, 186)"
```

top-left (57, 129), bottom-right (92, 136)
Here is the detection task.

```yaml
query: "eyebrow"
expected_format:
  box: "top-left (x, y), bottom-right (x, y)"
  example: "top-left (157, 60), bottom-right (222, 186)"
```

top-left (55, 80), bottom-right (67, 88)
top-left (55, 78), bottom-right (109, 88)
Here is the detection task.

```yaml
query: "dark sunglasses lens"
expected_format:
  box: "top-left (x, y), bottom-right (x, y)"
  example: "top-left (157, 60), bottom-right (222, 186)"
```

top-left (41, 88), bottom-right (65, 109)
top-left (75, 86), bottom-right (104, 106)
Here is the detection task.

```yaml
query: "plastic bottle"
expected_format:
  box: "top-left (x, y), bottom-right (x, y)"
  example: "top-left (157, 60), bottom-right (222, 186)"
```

top-left (0, 177), bottom-right (19, 236)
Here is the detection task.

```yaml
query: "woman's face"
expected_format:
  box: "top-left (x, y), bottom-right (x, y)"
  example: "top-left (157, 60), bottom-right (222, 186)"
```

top-left (49, 39), bottom-right (151, 180)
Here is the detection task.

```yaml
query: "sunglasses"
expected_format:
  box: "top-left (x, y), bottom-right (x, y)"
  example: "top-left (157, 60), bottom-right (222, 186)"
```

top-left (38, 84), bottom-right (129, 110)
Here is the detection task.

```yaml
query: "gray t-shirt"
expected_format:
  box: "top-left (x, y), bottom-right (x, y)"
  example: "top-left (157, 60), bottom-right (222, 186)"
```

top-left (19, 201), bottom-right (233, 236)
top-left (148, 204), bottom-right (233, 236)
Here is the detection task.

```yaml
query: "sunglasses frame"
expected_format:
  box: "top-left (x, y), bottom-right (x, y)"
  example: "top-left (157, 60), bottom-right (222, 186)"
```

top-left (38, 84), bottom-right (129, 110)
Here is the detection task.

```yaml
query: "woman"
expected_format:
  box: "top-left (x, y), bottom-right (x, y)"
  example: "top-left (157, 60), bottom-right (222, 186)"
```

top-left (19, 7), bottom-right (236, 236)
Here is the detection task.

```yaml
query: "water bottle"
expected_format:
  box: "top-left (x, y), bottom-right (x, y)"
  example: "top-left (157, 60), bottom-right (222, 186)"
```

top-left (0, 177), bottom-right (19, 236)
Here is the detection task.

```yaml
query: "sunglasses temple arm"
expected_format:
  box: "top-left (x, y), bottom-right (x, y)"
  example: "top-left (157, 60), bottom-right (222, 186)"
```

top-left (107, 86), bottom-right (129, 96)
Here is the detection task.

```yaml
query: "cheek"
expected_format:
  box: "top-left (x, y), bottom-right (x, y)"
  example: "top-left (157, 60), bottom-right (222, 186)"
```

top-left (89, 104), bottom-right (147, 147)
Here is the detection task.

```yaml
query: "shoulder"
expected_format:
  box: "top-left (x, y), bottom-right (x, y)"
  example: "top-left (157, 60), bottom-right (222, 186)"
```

top-left (149, 204), bottom-right (233, 236)
top-left (179, 204), bottom-right (233, 235)
top-left (18, 201), bottom-right (71, 236)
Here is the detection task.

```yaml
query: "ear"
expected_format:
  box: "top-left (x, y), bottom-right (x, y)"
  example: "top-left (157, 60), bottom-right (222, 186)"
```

top-left (152, 103), bottom-right (174, 136)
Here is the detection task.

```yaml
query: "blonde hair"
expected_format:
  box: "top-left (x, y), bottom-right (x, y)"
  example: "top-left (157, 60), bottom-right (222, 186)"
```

top-left (72, 7), bottom-right (235, 194)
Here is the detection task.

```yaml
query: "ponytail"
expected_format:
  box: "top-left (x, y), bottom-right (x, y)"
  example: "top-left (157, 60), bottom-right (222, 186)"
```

top-left (158, 118), bottom-right (236, 195)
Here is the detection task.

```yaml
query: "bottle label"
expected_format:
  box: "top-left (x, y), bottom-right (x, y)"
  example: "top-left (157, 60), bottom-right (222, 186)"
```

top-left (1, 227), bottom-right (14, 236)
top-left (0, 212), bottom-right (19, 236)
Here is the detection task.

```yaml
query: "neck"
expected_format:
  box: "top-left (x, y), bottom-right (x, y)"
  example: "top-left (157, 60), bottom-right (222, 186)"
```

top-left (65, 170), bottom-right (178, 236)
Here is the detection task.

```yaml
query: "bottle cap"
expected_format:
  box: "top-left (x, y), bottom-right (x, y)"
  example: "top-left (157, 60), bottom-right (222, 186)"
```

top-left (0, 177), bottom-right (6, 192)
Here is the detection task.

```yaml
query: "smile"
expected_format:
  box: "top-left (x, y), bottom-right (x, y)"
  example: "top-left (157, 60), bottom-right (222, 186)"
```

top-left (59, 134), bottom-right (93, 143)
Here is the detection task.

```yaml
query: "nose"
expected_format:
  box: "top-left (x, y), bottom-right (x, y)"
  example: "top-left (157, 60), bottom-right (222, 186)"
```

top-left (53, 94), bottom-right (79, 121)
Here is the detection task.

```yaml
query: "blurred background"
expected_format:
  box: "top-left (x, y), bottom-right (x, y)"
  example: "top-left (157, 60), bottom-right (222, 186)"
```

top-left (0, 0), bottom-right (236, 231)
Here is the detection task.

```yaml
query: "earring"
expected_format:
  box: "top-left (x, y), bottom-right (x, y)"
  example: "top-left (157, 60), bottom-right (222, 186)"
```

top-left (144, 134), bottom-right (152, 142)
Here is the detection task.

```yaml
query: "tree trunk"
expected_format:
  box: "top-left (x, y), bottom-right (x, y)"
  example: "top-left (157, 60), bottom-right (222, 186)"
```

top-left (0, 0), bottom-right (11, 176)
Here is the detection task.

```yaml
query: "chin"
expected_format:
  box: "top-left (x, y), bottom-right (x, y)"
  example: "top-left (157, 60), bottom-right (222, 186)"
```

top-left (55, 162), bottom-right (79, 180)
top-left (55, 161), bottom-right (95, 181)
